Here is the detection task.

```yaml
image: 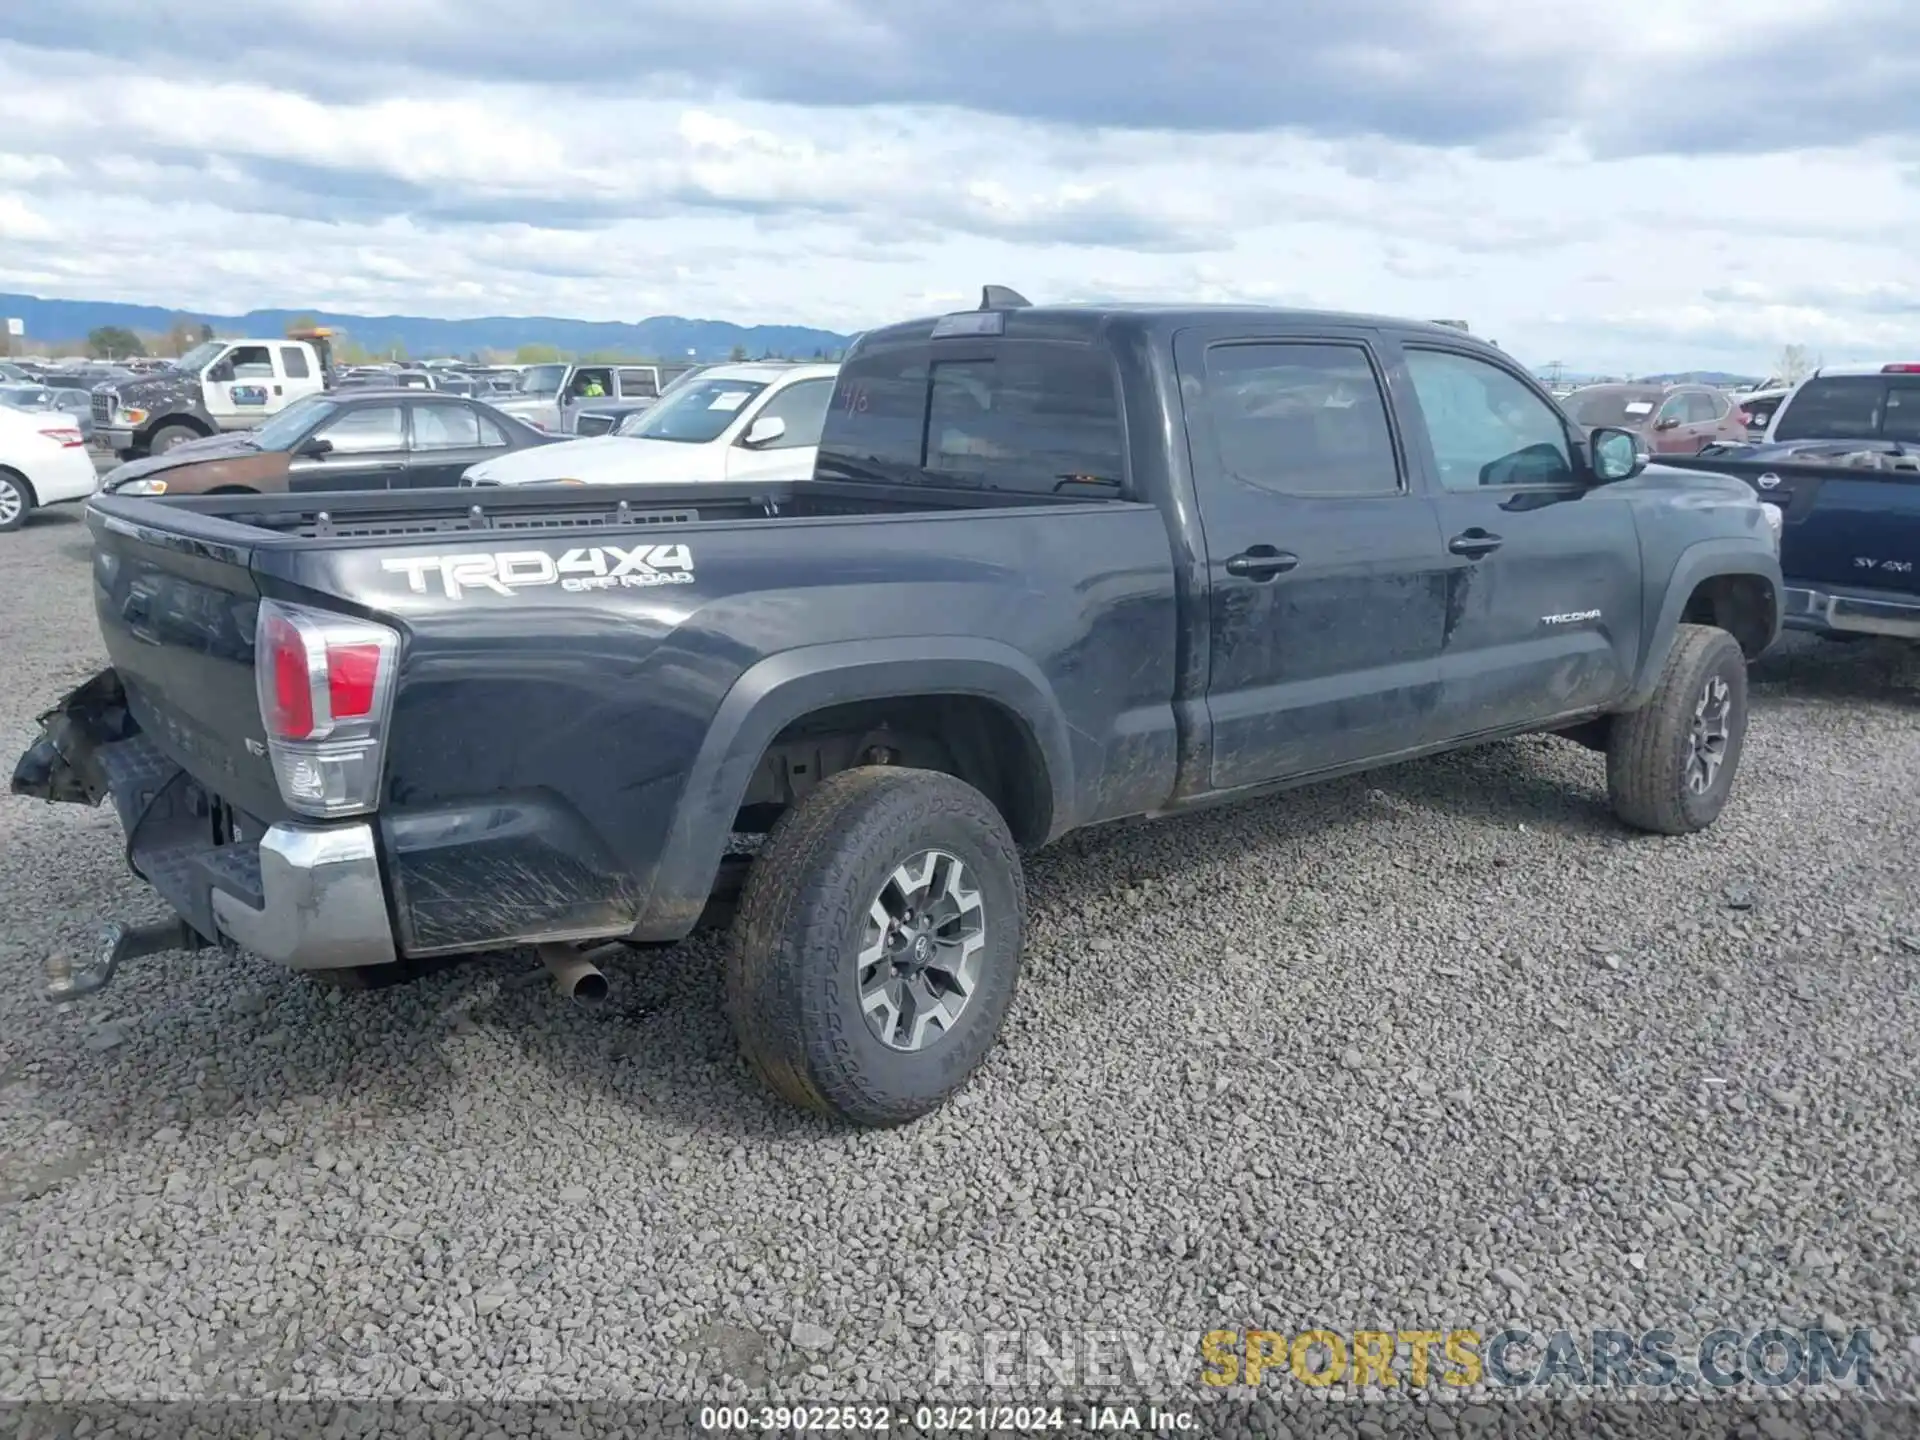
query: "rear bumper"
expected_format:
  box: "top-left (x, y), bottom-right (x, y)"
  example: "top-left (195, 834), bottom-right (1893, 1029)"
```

top-left (1782, 583), bottom-right (1920, 639)
top-left (14, 718), bottom-right (397, 971)
top-left (209, 822), bottom-right (396, 971)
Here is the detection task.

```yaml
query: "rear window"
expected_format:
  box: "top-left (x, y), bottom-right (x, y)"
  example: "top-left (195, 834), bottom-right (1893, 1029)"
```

top-left (1774, 376), bottom-right (1920, 442)
top-left (817, 340), bottom-right (1125, 495)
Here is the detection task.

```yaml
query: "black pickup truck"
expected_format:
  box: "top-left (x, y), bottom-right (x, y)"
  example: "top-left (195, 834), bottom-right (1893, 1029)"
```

top-left (12, 293), bottom-right (1784, 1126)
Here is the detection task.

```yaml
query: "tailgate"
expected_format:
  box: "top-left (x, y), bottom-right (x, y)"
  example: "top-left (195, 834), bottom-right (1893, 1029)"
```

top-left (1661, 455), bottom-right (1920, 594)
top-left (88, 507), bottom-right (284, 819)
top-left (1777, 471), bottom-right (1920, 593)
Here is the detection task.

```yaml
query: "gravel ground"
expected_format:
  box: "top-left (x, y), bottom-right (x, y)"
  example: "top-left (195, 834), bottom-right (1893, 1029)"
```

top-left (2, 505), bottom-right (1918, 1412)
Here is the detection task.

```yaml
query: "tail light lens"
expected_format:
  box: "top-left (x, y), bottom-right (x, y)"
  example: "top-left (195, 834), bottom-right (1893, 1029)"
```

top-left (254, 597), bottom-right (400, 818)
top-left (39, 426), bottom-right (85, 448)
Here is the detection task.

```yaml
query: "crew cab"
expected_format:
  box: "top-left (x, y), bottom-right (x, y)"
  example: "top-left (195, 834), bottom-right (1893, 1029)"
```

top-left (92, 334), bottom-right (333, 459)
top-left (12, 292), bottom-right (1783, 1127)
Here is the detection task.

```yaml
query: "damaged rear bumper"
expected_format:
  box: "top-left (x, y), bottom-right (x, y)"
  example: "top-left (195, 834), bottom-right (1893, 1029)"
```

top-left (12, 672), bottom-right (396, 976)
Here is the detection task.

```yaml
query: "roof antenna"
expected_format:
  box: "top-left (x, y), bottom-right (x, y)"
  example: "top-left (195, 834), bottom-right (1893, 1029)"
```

top-left (980, 286), bottom-right (1032, 311)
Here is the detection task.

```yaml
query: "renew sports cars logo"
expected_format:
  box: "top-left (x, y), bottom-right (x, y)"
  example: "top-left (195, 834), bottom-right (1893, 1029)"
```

top-left (381, 544), bottom-right (695, 599)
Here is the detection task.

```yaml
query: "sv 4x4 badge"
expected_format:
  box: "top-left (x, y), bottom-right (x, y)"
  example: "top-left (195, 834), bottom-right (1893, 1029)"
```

top-left (381, 544), bottom-right (695, 599)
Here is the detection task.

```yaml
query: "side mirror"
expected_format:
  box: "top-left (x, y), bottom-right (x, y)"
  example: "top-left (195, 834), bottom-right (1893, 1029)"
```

top-left (741, 414), bottom-right (787, 448)
top-left (1589, 427), bottom-right (1646, 483)
top-left (1654, 415), bottom-right (1681, 431)
top-left (209, 363), bottom-right (234, 383)
top-left (298, 436), bottom-right (334, 458)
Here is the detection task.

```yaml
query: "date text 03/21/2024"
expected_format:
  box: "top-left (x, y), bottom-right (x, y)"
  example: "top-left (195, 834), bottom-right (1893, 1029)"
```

top-left (696, 1403), bottom-right (1197, 1432)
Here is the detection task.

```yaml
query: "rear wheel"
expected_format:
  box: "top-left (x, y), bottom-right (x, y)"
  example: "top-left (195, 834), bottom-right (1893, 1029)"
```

top-left (726, 766), bottom-right (1025, 1127)
top-left (1607, 624), bottom-right (1749, 835)
top-left (146, 422), bottom-right (201, 455)
top-left (0, 469), bottom-right (31, 532)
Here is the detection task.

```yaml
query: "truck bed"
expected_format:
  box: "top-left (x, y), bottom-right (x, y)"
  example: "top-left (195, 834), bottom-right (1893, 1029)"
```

top-left (92, 477), bottom-right (1092, 548)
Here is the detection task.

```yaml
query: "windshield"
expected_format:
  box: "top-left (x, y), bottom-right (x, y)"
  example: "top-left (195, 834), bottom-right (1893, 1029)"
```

top-left (0, 385), bottom-right (50, 407)
top-left (624, 377), bottom-right (768, 443)
top-left (516, 364), bottom-right (567, 396)
top-left (169, 340), bottom-right (226, 374)
top-left (252, 396), bottom-right (337, 450)
top-left (1564, 388), bottom-right (1664, 427)
top-left (1773, 376), bottom-right (1920, 443)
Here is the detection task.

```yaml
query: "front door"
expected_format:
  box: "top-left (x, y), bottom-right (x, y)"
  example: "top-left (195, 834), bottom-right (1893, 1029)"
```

top-left (1174, 329), bottom-right (1452, 791)
top-left (286, 402), bottom-right (407, 491)
top-left (559, 367), bottom-right (614, 434)
top-left (1393, 343), bottom-right (1643, 736)
top-left (204, 344), bottom-right (276, 430)
top-left (403, 399), bottom-right (511, 487)
top-left (724, 377), bottom-right (836, 484)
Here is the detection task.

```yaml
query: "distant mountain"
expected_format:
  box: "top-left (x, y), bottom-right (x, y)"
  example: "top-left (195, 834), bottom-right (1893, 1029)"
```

top-left (0, 291), bottom-right (852, 362)
top-left (1632, 371), bottom-right (1762, 386)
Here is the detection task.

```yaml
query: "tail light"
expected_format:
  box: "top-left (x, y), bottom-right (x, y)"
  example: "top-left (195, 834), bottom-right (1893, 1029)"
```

top-left (38, 426), bottom-right (85, 448)
top-left (254, 597), bottom-right (400, 818)
top-left (1883, 364), bottom-right (1920, 374)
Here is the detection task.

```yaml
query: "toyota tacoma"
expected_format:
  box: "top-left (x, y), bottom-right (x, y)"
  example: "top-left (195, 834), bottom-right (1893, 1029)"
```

top-left (12, 291), bottom-right (1783, 1126)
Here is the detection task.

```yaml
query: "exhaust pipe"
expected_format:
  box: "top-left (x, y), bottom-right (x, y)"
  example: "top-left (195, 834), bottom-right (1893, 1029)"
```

top-left (537, 944), bottom-right (609, 1002)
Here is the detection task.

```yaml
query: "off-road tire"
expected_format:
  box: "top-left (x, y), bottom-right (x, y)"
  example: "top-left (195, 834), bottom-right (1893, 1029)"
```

top-left (0, 468), bottom-right (32, 532)
top-left (1607, 623), bottom-right (1748, 835)
top-left (146, 422), bottom-right (200, 455)
top-left (726, 766), bottom-right (1025, 1127)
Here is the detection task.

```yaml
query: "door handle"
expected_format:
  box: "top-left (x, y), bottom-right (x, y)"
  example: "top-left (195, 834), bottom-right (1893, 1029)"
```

top-left (1448, 529), bottom-right (1503, 558)
top-left (1224, 546), bottom-right (1300, 580)
top-left (273, 385), bottom-right (283, 396)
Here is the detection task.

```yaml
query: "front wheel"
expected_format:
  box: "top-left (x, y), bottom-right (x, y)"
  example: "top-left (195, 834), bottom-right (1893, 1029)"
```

top-left (0, 469), bottom-right (31, 532)
top-left (1606, 623), bottom-right (1749, 835)
top-left (146, 422), bottom-right (201, 455)
top-left (726, 766), bottom-right (1026, 1127)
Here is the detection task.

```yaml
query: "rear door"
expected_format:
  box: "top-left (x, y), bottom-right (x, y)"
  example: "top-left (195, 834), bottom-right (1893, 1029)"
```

top-left (1392, 341), bottom-right (1641, 735)
top-left (724, 376), bottom-right (836, 483)
top-left (402, 398), bottom-right (511, 487)
top-left (286, 402), bottom-right (407, 491)
top-left (277, 344), bottom-right (324, 408)
top-left (1174, 327), bottom-right (1452, 790)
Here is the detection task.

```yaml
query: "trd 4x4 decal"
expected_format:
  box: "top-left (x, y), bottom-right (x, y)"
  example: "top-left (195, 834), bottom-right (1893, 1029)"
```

top-left (381, 544), bottom-right (695, 599)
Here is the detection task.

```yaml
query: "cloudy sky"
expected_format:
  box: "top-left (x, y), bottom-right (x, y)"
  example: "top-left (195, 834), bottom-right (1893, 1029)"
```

top-left (1, 0), bottom-right (1917, 373)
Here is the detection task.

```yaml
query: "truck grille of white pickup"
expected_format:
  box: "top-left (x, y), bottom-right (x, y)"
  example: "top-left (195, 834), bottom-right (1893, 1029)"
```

top-left (91, 393), bottom-right (113, 425)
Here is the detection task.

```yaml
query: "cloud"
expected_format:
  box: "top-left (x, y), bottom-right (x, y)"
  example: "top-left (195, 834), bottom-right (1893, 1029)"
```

top-left (0, 1), bottom-right (1917, 375)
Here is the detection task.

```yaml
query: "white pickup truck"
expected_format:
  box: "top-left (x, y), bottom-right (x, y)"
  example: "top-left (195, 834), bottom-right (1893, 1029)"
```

top-left (91, 334), bottom-right (333, 459)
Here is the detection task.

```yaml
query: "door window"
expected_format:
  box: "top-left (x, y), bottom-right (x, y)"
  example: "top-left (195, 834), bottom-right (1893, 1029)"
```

top-left (818, 340), bottom-right (1125, 495)
top-left (617, 368), bottom-right (660, 399)
top-left (474, 410), bottom-right (509, 447)
top-left (742, 378), bottom-right (834, 449)
top-left (315, 405), bottom-right (404, 454)
top-left (224, 345), bottom-right (274, 381)
top-left (1201, 342), bottom-right (1401, 497)
top-left (1682, 392), bottom-right (1723, 424)
top-left (568, 368), bottom-right (612, 399)
top-left (279, 346), bottom-right (311, 379)
top-left (409, 402), bottom-right (482, 450)
top-left (1403, 349), bottom-right (1576, 489)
